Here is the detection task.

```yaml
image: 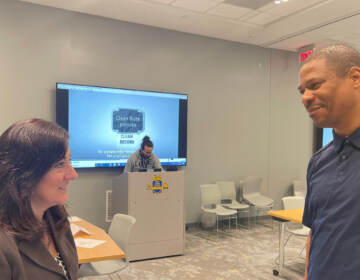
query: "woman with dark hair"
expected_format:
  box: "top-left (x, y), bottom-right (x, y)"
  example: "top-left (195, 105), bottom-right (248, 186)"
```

top-left (124, 136), bottom-right (162, 172)
top-left (0, 118), bottom-right (78, 279)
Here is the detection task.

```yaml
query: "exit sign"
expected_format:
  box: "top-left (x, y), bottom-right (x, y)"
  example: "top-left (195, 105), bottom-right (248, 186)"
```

top-left (299, 50), bottom-right (314, 64)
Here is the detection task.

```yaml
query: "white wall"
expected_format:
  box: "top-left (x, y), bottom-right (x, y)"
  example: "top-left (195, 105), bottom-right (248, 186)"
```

top-left (0, 0), bottom-right (313, 228)
top-left (268, 49), bottom-right (313, 209)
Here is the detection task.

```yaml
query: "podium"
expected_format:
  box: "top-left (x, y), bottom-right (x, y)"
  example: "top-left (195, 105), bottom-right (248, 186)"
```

top-left (112, 171), bottom-right (185, 261)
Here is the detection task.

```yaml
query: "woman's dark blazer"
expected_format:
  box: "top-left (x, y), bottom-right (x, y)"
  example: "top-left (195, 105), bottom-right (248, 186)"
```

top-left (0, 212), bottom-right (78, 280)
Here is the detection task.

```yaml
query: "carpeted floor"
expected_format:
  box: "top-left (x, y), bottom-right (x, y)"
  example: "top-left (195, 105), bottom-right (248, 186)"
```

top-left (80, 219), bottom-right (306, 280)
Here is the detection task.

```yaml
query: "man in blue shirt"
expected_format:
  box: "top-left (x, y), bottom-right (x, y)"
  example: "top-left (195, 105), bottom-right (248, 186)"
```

top-left (298, 45), bottom-right (360, 279)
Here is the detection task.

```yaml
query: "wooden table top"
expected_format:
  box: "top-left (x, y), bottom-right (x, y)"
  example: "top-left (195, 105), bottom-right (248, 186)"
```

top-left (267, 208), bottom-right (303, 224)
top-left (72, 218), bottom-right (125, 264)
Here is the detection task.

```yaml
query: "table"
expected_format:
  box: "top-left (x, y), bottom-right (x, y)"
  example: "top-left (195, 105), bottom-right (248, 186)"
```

top-left (71, 218), bottom-right (125, 264)
top-left (267, 208), bottom-right (304, 279)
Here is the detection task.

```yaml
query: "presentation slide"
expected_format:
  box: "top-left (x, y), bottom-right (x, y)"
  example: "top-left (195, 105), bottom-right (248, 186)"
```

top-left (322, 128), bottom-right (333, 147)
top-left (68, 88), bottom-right (180, 163)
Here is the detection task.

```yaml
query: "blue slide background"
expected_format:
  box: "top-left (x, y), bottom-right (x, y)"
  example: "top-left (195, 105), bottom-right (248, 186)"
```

top-left (322, 127), bottom-right (333, 147)
top-left (68, 89), bottom-right (180, 160)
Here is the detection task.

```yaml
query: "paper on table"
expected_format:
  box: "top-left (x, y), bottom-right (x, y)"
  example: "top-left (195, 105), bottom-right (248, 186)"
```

top-left (68, 216), bottom-right (82, 222)
top-left (70, 223), bottom-right (91, 237)
top-left (75, 238), bottom-right (106, 248)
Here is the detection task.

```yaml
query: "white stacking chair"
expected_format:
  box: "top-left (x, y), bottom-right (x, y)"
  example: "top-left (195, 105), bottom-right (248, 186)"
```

top-left (216, 181), bottom-right (250, 229)
top-left (280, 196), bottom-right (310, 262)
top-left (78, 214), bottom-right (136, 279)
top-left (292, 180), bottom-right (307, 198)
top-left (241, 176), bottom-right (274, 227)
top-left (200, 184), bottom-right (237, 235)
top-left (282, 196), bottom-right (310, 237)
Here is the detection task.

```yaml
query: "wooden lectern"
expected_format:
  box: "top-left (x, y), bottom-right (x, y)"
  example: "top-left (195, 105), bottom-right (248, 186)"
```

top-left (112, 170), bottom-right (185, 261)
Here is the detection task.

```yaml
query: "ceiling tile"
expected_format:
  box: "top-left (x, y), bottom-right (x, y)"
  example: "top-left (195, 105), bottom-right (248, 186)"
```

top-left (224, 0), bottom-right (274, 10)
top-left (257, 2), bottom-right (276, 12)
top-left (171, 12), bottom-right (257, 40)
top-left (238, 10), bottom-right (259, 20)
top-left (244, 12), bottom-right (280, 25)
top-left (172, 0), bottom-right (224, 12)
top-left (20, 0), bottom-right (360, 52)
top-left (265, 0), bottom-right (330, 17)
top-left (145, 0), bottom-right (174, 4)
top-left (207, 3), bottom-right (252, 19)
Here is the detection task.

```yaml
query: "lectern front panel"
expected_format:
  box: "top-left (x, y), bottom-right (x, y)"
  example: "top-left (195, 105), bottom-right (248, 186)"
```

top-left (112, 171), bottom-right (185, 260)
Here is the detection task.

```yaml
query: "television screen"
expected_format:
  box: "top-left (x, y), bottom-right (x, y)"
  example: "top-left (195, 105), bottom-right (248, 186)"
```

top-left (56, 83), bottom-right (187, 168)
top-left (315, 127), bottom-right (333, 151)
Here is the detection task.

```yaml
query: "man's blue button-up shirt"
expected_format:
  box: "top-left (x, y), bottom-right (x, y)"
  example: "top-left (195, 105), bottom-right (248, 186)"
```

top-left (303, 126), bottom-right (360, 279)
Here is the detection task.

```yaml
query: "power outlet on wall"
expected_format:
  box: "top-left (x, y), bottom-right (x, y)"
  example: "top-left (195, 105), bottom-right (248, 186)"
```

top-left (105, 190), bottom-right (114, 222)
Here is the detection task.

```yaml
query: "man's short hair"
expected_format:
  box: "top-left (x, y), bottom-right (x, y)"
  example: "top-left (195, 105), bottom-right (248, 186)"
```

top-left (304, 44), bottom-right (360, 77)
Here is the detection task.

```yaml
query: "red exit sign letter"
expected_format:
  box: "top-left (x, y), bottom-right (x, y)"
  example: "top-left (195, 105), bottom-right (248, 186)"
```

top-left (299, 50), bottom-right (314, 64)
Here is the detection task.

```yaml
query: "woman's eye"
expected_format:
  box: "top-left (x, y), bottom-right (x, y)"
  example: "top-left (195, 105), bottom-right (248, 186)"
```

top-left (54, 161), bottom-right (66, 168)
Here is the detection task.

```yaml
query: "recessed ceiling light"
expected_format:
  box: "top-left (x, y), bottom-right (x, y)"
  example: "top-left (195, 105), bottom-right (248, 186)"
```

top-left (275, 0), bottom-right (289, 4)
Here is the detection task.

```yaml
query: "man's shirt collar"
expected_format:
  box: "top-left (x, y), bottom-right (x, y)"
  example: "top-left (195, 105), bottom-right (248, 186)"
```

top-left (333, 126), bottom-right (360, 152)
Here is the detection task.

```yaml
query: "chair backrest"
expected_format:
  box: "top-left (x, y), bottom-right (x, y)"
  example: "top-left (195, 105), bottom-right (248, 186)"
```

top-left (292, 180), bottom-right (307, 197)
top-left (216, 181), bottom-right (236, 200)
top-left (242, 176), bottom-right (262, 196)
top-left (108, 213), bottom-right (136, 255)
top-left (200, 184), bottom-right (221, 206)
top-left (282, 196), bottom-right (305, 210)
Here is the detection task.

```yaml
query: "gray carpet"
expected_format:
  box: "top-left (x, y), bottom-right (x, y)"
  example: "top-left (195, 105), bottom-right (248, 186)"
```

top-left (80, 219), bottom-right (306, 280)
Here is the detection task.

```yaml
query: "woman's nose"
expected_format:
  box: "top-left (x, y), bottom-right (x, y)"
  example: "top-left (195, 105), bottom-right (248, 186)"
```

top-left (66, 165), bottom-right (78, 180)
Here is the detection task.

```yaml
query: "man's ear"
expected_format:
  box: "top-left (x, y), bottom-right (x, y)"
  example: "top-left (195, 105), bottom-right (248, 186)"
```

top-left (348, 66), bottom-right (360, 88)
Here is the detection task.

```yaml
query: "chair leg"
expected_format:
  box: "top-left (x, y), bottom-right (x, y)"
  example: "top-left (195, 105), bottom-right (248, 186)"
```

top-left (274, 231), bottom-right (293, 265)
top-left (254, 207), bottom-right (257, 228)
top-left (298, 242), bottom-right (306, 258)
top-left (270, 206), bottom-right (274, 229)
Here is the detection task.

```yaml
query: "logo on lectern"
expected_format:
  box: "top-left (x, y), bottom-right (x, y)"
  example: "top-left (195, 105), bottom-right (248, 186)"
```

top-left (146, 175), bottom-right (169, 194)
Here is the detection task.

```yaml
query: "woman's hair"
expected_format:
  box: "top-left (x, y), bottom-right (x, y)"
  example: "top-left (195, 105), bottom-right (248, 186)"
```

top-left (141, 136), bottom-right (153, 150)
top-left (0, 118), bottom-right (70, 240)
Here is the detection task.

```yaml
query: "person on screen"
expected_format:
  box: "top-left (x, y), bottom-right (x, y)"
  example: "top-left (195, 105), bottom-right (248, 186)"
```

top-left (125, 136), bottom-right (162, 172)
top-left (298, 45), bottom-right (360, 280)
top-left (0, 119), bottom-right (78, 280)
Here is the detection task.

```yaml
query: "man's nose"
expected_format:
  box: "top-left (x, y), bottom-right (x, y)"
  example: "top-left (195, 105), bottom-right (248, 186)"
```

top-left (302, 89), bottom-right (314, 107)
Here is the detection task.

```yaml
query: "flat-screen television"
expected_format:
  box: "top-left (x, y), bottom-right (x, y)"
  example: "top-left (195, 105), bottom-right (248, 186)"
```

top-left (315, 127), bottom-right (333, 151)
top-left (56, 83), bottom-right (187, 168)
